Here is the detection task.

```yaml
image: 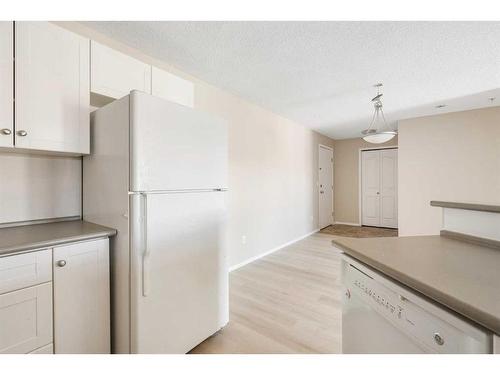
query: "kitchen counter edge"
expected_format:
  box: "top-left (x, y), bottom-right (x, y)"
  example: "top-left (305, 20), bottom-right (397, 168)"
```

top-left (0, 220), bottom-right (117, 257)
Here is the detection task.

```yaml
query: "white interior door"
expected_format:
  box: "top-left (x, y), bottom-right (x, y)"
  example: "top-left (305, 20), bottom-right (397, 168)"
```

top-left (129, 191), bottom-right (228, 353)
top-left (319, 145), bottom-right (334, 229)
top-left (361, 148), bottom-right (398, 228)
top-left (379, 149), bottom-right (398, 228)
top-left (361, 150), bottom-right (381, 226)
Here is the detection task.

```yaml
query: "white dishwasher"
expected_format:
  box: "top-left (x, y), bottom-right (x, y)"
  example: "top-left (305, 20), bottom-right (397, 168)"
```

top-left (341, 254), bottom-right (493, 354)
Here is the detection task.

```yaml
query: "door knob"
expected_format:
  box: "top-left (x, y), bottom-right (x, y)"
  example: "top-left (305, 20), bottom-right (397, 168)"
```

top-left (17, 130), bottom-right (28, 137)
top-left (320, 191), bottom-right (324, 194)
top-left (56, 260), bottom-right (67, 267)
top-left (1, 128), bottom-right (11, 135)
top-left (376, 192), bottom-right (380, 195)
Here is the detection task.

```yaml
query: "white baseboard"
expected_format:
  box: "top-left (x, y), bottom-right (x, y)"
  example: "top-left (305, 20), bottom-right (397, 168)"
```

top-left (334, 221), bottom-right (361, 226)
top-left (229, 228), bottom-right (320, 272)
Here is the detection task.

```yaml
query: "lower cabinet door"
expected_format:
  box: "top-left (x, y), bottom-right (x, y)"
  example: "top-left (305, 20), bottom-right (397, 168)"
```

top-left (53, 238), bottom-right (110, 354)
top-left (0, 283), bottom-right (53, 354)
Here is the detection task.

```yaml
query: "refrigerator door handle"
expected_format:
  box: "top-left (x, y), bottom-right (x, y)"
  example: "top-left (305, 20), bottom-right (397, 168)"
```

top-left (141, 193), bottom-right (150, 297)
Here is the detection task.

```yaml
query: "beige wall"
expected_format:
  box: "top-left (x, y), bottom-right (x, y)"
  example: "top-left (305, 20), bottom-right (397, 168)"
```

top-left (196, 84), bottom-right (334, 266)
top-left (398, 106), bottom-right (500, 236)
top-left (58, 22), bottom-right (335, 267)
top-left (332, 136), bottom-right (398, 224)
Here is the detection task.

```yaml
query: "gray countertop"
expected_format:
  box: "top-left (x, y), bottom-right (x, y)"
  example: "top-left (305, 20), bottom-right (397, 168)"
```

top-left (430, 200), bottom-right (500, 213)
top-left (332, 235), bottom-right (500, 335)
top-left (0, 220), bottom-right (117, 257)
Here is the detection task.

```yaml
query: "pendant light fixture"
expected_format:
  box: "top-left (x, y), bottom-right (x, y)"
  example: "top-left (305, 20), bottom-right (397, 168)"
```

top-left (361, 83), bottom-right (397, 144)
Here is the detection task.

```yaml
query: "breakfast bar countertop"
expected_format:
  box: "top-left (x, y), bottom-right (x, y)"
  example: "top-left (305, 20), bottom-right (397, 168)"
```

top-left (332, 234), bottom-right (500, 336)
top-left (0, 220), bottom-right (117, 257)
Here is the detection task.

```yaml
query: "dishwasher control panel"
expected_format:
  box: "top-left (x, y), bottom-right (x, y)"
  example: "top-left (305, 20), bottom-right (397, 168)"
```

top-left (347, 265), bottom-right (407, 325)
top-left (352, 278), bottom-right (403, 318)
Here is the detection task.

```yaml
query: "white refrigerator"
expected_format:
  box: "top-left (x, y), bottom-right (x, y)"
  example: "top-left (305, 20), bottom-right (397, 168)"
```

top-left (83, 91), bottom-right (228, 353)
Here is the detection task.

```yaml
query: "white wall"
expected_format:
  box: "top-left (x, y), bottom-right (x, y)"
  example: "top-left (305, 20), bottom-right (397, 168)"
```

top-left (57, 22), bottom-right (335, 267)
top-left (398, 106), bottom-right (500, 236)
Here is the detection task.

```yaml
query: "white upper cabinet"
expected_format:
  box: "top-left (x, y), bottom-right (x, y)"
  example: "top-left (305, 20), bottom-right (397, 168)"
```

top-left (15, 22), bottom-right (90, 155)
top-left (0, 22), bottom-right (13, 148)
top-left (151, 66), bottom-right (194, 108)
top-left (91, 41), bottom-right (151, 99)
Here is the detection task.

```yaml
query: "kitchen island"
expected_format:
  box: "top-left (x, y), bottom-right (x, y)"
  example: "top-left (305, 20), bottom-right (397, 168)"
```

top-left (332, 233), bottom-right (500, 336)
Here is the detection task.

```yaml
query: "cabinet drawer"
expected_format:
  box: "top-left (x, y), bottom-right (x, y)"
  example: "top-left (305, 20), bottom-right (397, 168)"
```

top-left (0, 283), bottom-right (53, 353)
top-left (0, 249), bottom-right (52, 294)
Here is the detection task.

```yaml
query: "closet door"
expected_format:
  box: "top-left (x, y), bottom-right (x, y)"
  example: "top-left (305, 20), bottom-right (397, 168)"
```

top-left (361, 148), bottom-right (398, 228)
top-left (361, 150), bottom-right (381, 226)
top-left (379, 149), bottom-right (398, 228)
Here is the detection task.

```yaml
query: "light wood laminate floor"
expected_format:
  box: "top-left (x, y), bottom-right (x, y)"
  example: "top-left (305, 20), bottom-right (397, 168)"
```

top-left (190, 232), bottom-right (342, 354)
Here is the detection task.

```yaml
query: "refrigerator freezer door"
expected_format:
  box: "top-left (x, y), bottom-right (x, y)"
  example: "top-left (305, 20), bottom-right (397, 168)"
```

top-left (129, 191), bottom-right (228, 354)
top-left (129, 91), bottom-right (228, 192)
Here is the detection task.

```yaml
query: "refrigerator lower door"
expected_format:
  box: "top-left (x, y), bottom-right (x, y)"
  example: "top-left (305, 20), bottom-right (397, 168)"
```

top-left (129, 191), bottom-right (228, 354)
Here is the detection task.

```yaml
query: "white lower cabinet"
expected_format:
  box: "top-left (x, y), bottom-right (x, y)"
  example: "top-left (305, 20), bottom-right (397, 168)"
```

top-left (0, 283), bottom-right (53, 354)
top-left (53, 238), bottom-right (110, 354)
top-left (0, 237), bottom-right (110, 354)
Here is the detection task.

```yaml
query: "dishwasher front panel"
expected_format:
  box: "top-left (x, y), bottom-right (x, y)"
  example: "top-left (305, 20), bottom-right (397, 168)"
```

top-left (343, 287), bottom-right (427, 353)
top-left (341, 254), bottom-right (492, 354)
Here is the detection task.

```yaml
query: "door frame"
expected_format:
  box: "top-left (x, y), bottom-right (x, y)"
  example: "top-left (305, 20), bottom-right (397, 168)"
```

top-left (318, 144), bottom-right (334, 229)
top-left (358, 146), bottom-right (398, 227)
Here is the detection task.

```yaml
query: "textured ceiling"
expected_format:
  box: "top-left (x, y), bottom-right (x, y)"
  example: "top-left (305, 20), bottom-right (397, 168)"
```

top-left (83, 21), bottom-right (500, 139)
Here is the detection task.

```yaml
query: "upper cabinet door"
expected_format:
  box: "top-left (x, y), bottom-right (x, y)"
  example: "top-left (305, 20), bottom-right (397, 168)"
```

top-left (151, 66), bottom-right (194, 108)
top-left (15, 22), bottom-right (90, 154)
top-left (91, 41), bottom-right (151, 99)
top-left (0, 22), bottom-right (13, 148)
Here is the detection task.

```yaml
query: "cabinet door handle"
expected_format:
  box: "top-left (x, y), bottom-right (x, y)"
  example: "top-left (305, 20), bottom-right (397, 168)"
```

top-left (1, 128), bottom-right (12, 135)
top-left (56, 260), bottom-right (67, 267)
top-left (17, 130), bottom-right (28, 137)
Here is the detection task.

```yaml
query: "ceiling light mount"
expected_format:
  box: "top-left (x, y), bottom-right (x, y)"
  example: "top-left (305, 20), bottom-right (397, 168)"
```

top-left (361, 83), bottom-right (397, 144)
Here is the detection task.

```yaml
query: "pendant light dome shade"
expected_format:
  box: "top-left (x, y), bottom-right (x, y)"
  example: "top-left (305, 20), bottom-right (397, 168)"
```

top-left (362, 131), bottom-right (397, 144)
top-left (361, 84), bottom-right (397, 144)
